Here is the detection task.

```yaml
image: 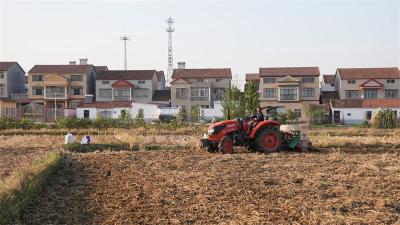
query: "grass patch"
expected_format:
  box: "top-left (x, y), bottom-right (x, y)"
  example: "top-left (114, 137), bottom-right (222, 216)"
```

top-left (0, 151), bottom-right (63, 224)
top-left (63, 143), bottom-right (131, 153)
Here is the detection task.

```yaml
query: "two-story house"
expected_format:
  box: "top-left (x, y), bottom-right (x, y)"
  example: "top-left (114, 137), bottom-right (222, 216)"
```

top-left (259, 67), bottom-right (320, 120)
top-left (245, 73), bottom-right (260, 92)
top-left (335, 67), bottom-right (400, 100)
top-left (96, 70), bottom-right (159, 103)
top-left (0, 62), bottom-right (26, 98)
top-left (0, 62), bottom-right (26, 119)
top-left (330, 67), bottom-right (400, 124)
top-left (170, 66), bottom-right (231, 113)
top-left (27, 64), bottom-right (97, 121)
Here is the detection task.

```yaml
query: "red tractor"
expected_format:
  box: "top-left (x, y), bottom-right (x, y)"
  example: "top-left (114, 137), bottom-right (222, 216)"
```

top-left (200, 107), bottom-right (283, 154)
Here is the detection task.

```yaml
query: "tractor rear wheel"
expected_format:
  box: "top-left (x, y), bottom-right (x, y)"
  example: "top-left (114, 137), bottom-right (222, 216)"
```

top-left (256, 128), bottom-right (281, 153)
top-left (219, 136), bottom-right (234, 154)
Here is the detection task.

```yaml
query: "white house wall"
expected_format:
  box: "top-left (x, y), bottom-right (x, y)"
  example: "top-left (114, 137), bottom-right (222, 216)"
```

top-left (131, 102), bottom-right (160, 122)
top-left (77, 107), bottom-right (130, 119)
top-left (331, 107), bottom-right (400, 125)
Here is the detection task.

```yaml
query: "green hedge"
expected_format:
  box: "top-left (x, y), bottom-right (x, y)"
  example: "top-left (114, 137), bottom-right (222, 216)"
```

top-left (0, 151), bottom-right (63, 224)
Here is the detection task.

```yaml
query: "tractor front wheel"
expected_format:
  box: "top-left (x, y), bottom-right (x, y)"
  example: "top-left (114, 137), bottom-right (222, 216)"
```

top-left (219, 136), bottom-right (234, 154)
top-left (256, 128), bottom-right (281, 153)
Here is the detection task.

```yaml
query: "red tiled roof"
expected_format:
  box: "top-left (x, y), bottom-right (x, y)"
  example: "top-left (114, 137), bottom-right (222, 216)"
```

top-left (172, 68), bottom-right (232, 79)
top-left (97, 70), bottom-right (156, 80)
top-left (245, 73), bottom-right (259, 81)
top-left (111, 80), bottom-right (134, 87)
top-left (156, 71), bottom-right (165, 81)
top-left (323, 74), bottom-right (335, 84)
top-left (29, 65), bottom-right (93, 74)
top-left (94, 66), bottom-right (108, 73)
top-left (0, 62), bottom-right (16, 71)
top-left (260, 67), bottom-right (320, 77)
top-left (79, 101), bottom-right (132, 108)
top-left (331, 99), bottom-right (400, 108)
top-left (337, 67), bottom-right (400, 80)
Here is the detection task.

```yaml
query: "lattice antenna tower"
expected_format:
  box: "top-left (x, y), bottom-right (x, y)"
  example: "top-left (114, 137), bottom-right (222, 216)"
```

top-left (166, 17), bottom-right (175, 84)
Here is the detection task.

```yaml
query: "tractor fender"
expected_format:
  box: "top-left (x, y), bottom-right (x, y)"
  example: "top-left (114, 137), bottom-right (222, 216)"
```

top-left (249, 120), bottom-right (280, 139)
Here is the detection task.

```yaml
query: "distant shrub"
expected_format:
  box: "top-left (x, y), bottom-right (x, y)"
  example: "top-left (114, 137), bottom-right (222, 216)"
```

top-left (372, 109), bottom-right (398, 129)
top-left (0, 117), bottom-right (16, 130)
top-left (277, 112), bottom-right (288, 124)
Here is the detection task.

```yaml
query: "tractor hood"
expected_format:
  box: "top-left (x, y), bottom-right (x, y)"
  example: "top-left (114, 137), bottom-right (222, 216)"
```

top-left (207, 119), bottom-right (240, 141)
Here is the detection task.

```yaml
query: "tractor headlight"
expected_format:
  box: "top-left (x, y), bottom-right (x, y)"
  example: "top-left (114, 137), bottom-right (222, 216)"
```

top-left (208, 128), bottom-right (215, 135)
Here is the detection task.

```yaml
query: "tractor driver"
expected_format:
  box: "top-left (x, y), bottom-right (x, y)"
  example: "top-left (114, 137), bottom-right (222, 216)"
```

top-left (247, 106), bottom-right (264, 135)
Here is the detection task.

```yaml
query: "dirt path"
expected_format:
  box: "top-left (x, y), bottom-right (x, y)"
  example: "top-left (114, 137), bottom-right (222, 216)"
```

top-left (16, 149), bottom-right (400, 224)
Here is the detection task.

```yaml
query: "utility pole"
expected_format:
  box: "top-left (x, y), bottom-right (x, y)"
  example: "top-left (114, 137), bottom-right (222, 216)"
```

top-left (166, 17), bottom-right (175, 85)
top-left (120, 35), bottom-right (130, 70)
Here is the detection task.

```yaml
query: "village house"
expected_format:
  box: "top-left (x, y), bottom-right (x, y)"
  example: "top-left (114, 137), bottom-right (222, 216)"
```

top-left (258, 67), bottom-right (321, 121)
top-left (27, 60), bottom-right (98, 121)
top-left (335, 67), bottom-right (400, 100)
top-left (170, 63), bottom-right (231, 116)
top-left (0, 62), bottom-right (26, 98)
top-left (0, 62), bottom-right (27, 119)
top-left (95, 70), bottom-right (159, 103)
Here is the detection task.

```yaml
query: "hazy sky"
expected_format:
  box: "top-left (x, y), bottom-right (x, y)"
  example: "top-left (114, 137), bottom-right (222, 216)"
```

top-left (0, 0), bottom-right (399, 88)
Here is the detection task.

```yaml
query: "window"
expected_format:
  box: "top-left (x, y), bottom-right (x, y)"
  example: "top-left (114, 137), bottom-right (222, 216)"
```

top-left (294, 109), bottom-right (301, 118)
top-left (99, 110), bottom-right (112, 118)
top-left (345, 90), bottom-right (359, 99)
top-left (196, 79), bottom-right (204, 82)
top-left (114, 89), bottom-right (130, 100)
top-left (138, 80), bottom-right (145, 84)
top-left (387, 79), bottom-right (395, 84)
top-left (214, 88), bottom-right (225, 101)
top-left (133, 88), bottom-right (149, 97)
top-left (99, 89), bottom-right (112, 98)
top-left (365, 111), bottom-right (372, 120)
top-left (385, 89), bottom-right (399, 98)
top-left (70, 87), bottom-right (83, 96)
top-left (4, 108), bottom-right (16, 118)
top-left (301, 88), bottom-right (315, 97)
top-left (279, 87), bottom-right (298, 101)
top-left (84, 110), bottom-right (89, 118)
top-left (263, 78), bottom-right (276, 83)
top-left (191, 87), bottom-right (209, 101)
top-left (69, 101), bottom-right (80, 108)
top-left (330, 83), bottom-right (335, 87)
top-left (0, 84), bottom-right (4, 95)
top-left (347, 113), bottom-right (351, 116)
top-left (216, 78), bottom-right (222, 82)
top-left (32, 87), bottom-right (43, 96)
top-left (70, 75), bottom-right (83, 81)
top-left (263, 88), bottom-right (276, 97)
top-left (32, 75), bottom-right (43, 81)
top-left (302, 77), bottom-right (314, 83)
top-left (0, 71), bottom-right (4, 79)
top-left (102, 81), bottom-right (110, 85)
top-left (176, 88), bottom-right (187, 99)
top-left (364, 89), bottom-right (377, 99)
top-left (348, 80), bottom-right (356, 84)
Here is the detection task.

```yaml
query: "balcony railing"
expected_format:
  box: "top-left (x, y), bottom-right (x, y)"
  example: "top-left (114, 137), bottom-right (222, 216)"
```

top-left (46, 92), bottom-right (66, 99)
top-left (190, 96), bottom-right (209, 101)
top-left (11, 93), bottom-right (29, 100)
top-left (114, 96), bottom-right (131, 101)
